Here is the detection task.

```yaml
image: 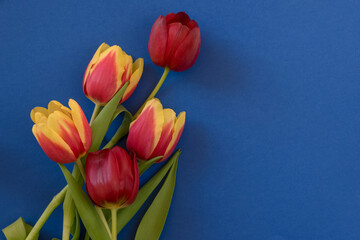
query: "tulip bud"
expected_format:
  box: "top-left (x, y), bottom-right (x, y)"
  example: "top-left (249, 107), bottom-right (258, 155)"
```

top-left (83, 43), bottom-right (144, 105)
top-left (148, 12), bottom-right (201, 72)
top-left (85, 147), bottom-right (139, 209)
top-left (31, 99), bottom-right (92, 164)
top-left (127, 98), bottom-right (185, 162)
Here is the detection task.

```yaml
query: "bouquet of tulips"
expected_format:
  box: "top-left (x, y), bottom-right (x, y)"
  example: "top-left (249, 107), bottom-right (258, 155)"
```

top-left (2, 12), bottom-right (200, 240)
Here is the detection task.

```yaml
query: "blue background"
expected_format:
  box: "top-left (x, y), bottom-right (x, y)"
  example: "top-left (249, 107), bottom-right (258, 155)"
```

top-left (1, 0), bottom-right (360, 239)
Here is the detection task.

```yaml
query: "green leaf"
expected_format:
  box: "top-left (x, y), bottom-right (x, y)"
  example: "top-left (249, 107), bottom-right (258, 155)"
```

top-left (90, 82), bottom-right (129, 152)
top-left (2, 217), bottom-right (38, 240)
top-left (63, 158), bottom-right (85, 240)
top-left (135, 155), bottom-right (179, 240)
top-left (103, 105), bottom-right (133, 149)
top-left (52, 238), bottom-right (61, 240)
top-left (58, 164), bottom-right (111, 240)
top-left (63, 190), bottom-right (75, 240)
top-left (70, 210), bottom-right (80, 240)
top-left (138, 156), bottom-right (163, 176)
top-left (114, 150), bottom-right (181, 233)
top-left (111, 105), bottom-right (132, 122)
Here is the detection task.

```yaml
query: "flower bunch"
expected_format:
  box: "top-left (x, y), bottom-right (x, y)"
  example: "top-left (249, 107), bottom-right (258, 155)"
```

top-left (3, 12), bottom-right (200, 240)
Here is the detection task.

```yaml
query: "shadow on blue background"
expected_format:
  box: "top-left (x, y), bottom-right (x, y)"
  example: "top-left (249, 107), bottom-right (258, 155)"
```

top-left (1, 0), bottom-right (360, 239)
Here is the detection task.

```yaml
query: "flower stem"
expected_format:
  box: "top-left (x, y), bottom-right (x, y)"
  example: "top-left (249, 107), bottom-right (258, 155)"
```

top-left (111, 209), bottom-right (118, 240)
top-left (90, 104), bottom-right (101, 125)
top-left (25, 186), bottom-right (68, 240)
top-left (96, 207), bottom-right (112, 238)
top-left (134, 67), bottom-right (170, 118)
top-left (75, 159), bottom-right (86, 181)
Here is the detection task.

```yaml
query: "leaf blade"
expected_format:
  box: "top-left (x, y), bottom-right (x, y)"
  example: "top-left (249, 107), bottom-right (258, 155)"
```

top-left (58, 164), bottom-right (110, 240)
top-left (2, 217), bottom-right (38, 240)
top-left (90, 82), bottom-right (129, 152)
top-left (135, 155), bottom-right (179, 240)
top-left (115, 150), bottom-right (181, 233)
top-left (138, 156), bottom-right (163, 176)
top-left (70, 210), bottom-right (80, 240)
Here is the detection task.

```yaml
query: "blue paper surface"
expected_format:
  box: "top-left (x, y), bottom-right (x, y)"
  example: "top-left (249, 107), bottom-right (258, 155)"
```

top-left (1, 0), bottom-right (360, 239)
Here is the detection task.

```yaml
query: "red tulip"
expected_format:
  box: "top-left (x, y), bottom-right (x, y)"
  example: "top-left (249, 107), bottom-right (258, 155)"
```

top-left (85, 147), bottom-right (139, 209)
top-left (127, 98), bottom-right (185, 162)
top-left (148, 12), bottom-right (201, 72)
top-left (83, 43), bottom-right (144, 105)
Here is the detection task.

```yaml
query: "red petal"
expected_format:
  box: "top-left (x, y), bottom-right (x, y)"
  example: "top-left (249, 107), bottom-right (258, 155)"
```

top-left (150, 109), bottom-right (176, 160)
top-left (69, 99), bottom-right (92, 152)
top-left (169, 27), bottom-right (200, 71)
top-left (126, 99), bottom-right (164, 160)
top-left (86, 147), bottom-right (138, 208)
top-left (84, 51), bottom-right (119, 104)
top-left (165, 23), bottom-right (190, 66)
top-left (165, 12), bottom-right (191, 26)
top-left (148, 16), bottom-right (168, 67)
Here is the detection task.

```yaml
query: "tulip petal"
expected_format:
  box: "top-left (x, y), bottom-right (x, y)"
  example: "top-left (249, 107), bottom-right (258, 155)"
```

top-left (150, 108), bottom-right (176, 160)
top-left (127, 99), bottom-right (164, 160)
top-left (121, 58), bottom-right (144, 103)
top-left (187, 20), bottom-right (199, 30)
top-left (60, 106), bottom-right (72, 118)
top-left (112, 147), bottom-right (138, 208)
top-left (94, 148), bottom-right (126, 208)
top-left (112, 46), bottom-right (127, 90)
top-left (68, 99), bottom-right (92, 152)
top-left (165, 23), bottom-right (190, 65)
top-left (47, 111), bottom-right (85, 159)
top-left (120, 52), bottom-right (133, 84)
top-left (34, 112), bottom-right (48, 124)
top-left (164, 12), bottom-right (176, 23)
top-left (86, 149), bottom-right (110, 207)
top-left (125, 153), bottom-right (139, 207)
top-left (32, 123), bottom-right (76, 163)
top-left (86, 147), bottom-right (138, 209)
top-left (48, 100), bottom-right (65, 114)
top-left (30, 107), bottom-right (48, 123)
top-left (148, 16), bottom-right (168, 67)
top-left (162, 112), bottom-right (185, 160)
top-left (165, 12), bottom-right (191, 26)
top-left (85, 46), bottom-right (124, 104)
top-left (170, 27), bottom-right (200, 71)
top-left (83, 43), bottom-right (110, 86)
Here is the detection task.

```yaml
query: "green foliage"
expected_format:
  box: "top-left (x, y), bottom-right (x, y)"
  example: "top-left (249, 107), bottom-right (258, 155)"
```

top-left (135, 156), bottom-right (179, 240)
top-left (2, 217), bottom-right (38, 240)
top-left (58, 164), bottom-right (111, 240)
top-left (114, 150), bottom-right (181, 233)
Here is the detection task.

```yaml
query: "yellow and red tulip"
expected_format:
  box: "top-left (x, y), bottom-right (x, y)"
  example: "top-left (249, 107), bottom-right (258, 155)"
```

top-left (31, 99), bottom-right (92, 164)
top-left (83, 43), bottom-right (144, 105)
top-left (127, 98), bottom-right (185, 162)
top-left (85, 146), bottom-right (139, 209)
top-left (148, 12), bottom-right (201, 72)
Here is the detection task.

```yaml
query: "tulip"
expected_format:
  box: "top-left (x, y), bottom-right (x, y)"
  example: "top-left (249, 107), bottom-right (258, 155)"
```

top-left (127, 98), bottom-right (185, 162)
top-left (83, 43), bottom-right (144, 105)
top-left (148, 12), bottom-right (201, 72)
top-left (85, 147), bottom-right (139, 209)
top-left (31, 99), bottom-right (92, 164)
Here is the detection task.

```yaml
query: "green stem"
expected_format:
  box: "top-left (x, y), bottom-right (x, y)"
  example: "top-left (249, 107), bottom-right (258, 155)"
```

top-left (96, 207), bottom-right (112, 238)
top-left (134, 67), bottom-right (170, 118)
top-left (89, 104), bottom-right (101, 125)
top-left (62, 161), bottom-right (83, 240)
top-left (75, 159), bottom-right (86, 181)
top-left (111, 209), bottom-right (118, 240)
top-left (25, 186), bottom-right (68, 240)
